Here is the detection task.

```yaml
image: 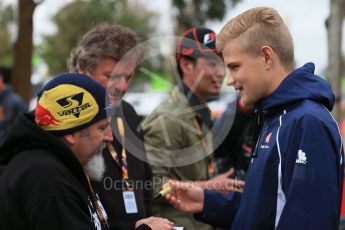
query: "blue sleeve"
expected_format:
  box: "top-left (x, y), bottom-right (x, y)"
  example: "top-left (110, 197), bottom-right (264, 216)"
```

top-left (277, 115), bottom-right (344, 229)
top-left (194, 190), bottom-right (241, 228)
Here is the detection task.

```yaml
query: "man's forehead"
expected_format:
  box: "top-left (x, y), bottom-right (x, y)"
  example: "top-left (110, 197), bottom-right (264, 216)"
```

top-left (112, 58), bottom-right (137, 71)
top-left (222, 43), bottom-right (246, 64)
top-left (118, 56), bottom-right (138, 65)
top-left (90, 118), bottom-right (109, 128)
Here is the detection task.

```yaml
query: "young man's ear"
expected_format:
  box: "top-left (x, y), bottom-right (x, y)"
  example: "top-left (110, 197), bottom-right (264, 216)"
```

top-left (261, 46), bottom-right (274, 69)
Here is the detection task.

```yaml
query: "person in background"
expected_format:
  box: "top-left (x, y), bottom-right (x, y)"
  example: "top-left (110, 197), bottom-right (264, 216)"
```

top-left (213, 97), bottom-right (255, 179)
top-left (0, 67), bottom-right (28, 145)
top-left (142, 27), bottom-right (244, 230)
top-left (68, 23), bottom-right (174, 230)
top-left (164, 7), bottom-right (344, 229)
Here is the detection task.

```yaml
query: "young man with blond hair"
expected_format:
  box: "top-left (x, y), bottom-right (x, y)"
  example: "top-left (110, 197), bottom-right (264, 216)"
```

top-left (164, 7), bottom-right (344, 229)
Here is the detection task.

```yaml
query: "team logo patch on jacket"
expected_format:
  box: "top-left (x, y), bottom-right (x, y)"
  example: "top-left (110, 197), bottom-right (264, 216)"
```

top-left (296, 149), bottom-right (307, 164)
top-left (260, 132), bottom-right (272, 149)
top-left (265, 132), bottom-right (272, 143)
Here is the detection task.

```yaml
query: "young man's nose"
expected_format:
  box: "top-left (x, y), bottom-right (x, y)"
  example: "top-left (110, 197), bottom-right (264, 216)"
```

top-left (226, 75), bottom-right (235, 86)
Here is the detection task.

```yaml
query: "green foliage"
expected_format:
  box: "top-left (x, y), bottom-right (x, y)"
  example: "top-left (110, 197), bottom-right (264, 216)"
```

top-left (41, 0), bottom-right (157, 75)
top-left (41, 0), bottom-right (242, 90)
top-left (172, 0), bottom-right (241, 32)
top-left (0, 3), bottom-right (14, 67)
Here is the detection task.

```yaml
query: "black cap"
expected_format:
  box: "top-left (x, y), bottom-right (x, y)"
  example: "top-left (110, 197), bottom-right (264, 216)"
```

top-left (176, 27), bottom-right (218, 61)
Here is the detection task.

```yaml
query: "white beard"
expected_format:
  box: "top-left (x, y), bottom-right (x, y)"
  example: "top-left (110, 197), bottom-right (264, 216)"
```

top-left (84, 144), bottom-right (106, 182)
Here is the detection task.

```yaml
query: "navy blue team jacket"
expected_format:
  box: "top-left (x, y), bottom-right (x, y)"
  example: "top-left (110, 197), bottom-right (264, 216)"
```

top-left (196, 63), bottom-right (344, 230)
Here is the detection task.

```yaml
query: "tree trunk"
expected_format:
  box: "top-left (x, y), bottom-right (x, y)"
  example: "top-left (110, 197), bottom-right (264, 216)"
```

top-left (327, 0), bottom-right (344, 122)
top-left (12, 0), bottom-right (37, 104)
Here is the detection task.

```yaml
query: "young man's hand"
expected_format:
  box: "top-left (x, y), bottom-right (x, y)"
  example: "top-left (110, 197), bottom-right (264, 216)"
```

top-left (163, 180), bottom-right (205, 213)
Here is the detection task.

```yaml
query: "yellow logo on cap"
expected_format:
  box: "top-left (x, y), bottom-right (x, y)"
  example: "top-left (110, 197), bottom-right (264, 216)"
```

top-left (37, 84), bottom-right (99, 131)
top-left (56, 92), bottom-right (91, 118)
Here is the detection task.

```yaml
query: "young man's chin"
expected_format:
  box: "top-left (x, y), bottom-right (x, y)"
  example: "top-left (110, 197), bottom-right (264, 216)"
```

top-left (241, 98), bottom-right (254, 109)
top-left (84, 152), bottom-right (106, 182)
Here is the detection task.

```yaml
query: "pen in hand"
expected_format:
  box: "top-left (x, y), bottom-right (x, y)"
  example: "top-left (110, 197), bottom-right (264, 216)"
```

top-left (153, 186), bottom-right (173, 199)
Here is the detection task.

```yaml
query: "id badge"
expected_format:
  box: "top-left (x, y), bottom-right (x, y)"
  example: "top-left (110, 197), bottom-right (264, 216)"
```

top-left (122, 191), bottom-right (138, 214)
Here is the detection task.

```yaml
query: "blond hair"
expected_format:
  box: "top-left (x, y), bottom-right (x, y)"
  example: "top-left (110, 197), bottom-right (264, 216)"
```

top-left (217, 7), bottom-right (294, 69)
